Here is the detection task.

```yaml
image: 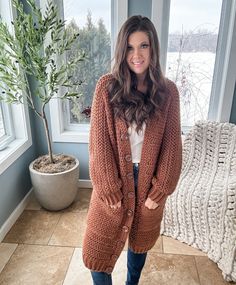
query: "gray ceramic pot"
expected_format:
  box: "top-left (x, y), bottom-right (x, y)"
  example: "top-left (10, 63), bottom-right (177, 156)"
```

top-left (29, 157), bottom-right (79, 211)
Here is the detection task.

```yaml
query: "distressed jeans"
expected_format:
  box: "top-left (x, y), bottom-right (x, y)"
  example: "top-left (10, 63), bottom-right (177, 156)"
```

top-left (90, 164), bottom-right (147, 285)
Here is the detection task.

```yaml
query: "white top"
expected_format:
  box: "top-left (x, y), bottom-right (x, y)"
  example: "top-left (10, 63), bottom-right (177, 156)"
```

top-left (128, 123), bottom-right (146, 163)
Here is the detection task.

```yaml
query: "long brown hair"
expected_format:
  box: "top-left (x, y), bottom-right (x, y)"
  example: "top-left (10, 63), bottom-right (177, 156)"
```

top-left (109, 15), bottom-right (167, 132)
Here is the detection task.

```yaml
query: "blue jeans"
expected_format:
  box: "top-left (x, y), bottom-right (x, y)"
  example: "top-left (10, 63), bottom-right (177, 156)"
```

top-left (133, 162), bottom-right (139, 189)
top-left (91, 248), bottom-right (147, 285)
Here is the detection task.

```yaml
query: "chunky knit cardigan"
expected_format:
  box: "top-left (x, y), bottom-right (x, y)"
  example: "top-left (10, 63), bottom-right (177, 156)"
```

top-left (82, 74), bottom-right (182, 274)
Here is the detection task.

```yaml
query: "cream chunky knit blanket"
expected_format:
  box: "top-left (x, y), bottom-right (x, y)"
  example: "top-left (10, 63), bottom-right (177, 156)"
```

top-left (161, 121), bottom-right (236, 282)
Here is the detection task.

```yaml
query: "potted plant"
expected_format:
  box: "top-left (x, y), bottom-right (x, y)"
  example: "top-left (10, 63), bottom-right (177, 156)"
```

top-left (0, 0), bottom-right (85, 210)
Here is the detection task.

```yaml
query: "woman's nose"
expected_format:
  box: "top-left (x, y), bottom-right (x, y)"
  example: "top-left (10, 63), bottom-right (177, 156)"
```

top-left (133, 48), bottom-right (141, 57)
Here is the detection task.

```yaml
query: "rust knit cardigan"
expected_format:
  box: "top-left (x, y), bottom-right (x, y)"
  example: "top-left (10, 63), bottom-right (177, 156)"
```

top-left (82, 73), bottom-right (182, 274)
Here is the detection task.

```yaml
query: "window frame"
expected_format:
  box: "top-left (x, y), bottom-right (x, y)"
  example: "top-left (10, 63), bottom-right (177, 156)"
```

top-left (0, 0), bottom-right (16, 150)
top-left (0, 101), bottom-right (15, 150)
top-left (207, 0), bottom-right (236, 122)
top-left (47, 0), bottom-right (127, 143)
top-left (153, 0), bottom-right (236, 126)
top-left (151, 0), bottom-right (170, 73)
top-left (0, 0), bottom-right (32, 174)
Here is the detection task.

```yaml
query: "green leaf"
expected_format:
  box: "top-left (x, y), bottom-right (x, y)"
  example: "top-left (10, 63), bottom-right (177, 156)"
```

top-left (0, 0), bottom-right (87, 157)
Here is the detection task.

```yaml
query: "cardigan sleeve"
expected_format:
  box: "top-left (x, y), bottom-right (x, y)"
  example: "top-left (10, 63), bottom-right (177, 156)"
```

top-left (89, 75), bottom-right (123, 205)
top-left (148, 81), bottom-right (182, 203)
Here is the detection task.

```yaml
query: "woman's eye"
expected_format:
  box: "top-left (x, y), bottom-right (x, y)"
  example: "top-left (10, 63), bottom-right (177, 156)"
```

top-left (127, 46), bottom-right (133, 50)
top-left (141, 44), bottom-right (149, 49)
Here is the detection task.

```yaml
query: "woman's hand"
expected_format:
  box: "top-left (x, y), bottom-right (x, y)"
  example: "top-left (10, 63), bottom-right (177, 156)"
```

top-left (144, 197), bottom-right (159, 209)
top-left (107, 201), bottom-right (122, 210)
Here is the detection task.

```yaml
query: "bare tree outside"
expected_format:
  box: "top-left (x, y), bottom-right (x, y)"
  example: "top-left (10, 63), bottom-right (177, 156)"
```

top-left (166, 27), bottom-right (219, 128)
top-left (166, 0), bottom-right (222, 130)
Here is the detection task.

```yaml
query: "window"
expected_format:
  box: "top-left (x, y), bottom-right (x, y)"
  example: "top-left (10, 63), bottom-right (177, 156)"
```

top-left (62, 0), bottom-right (111, 128)
top-left (0, 0), bottom-right (15, 150)
top-left (166, 0), bottom-right (222, 132)
top-left (49, 0), bottom-right (127, 143)
top-left (0, 0), bottom-right (32, 174)
top-left (153, 0), bottom-right (236, 133)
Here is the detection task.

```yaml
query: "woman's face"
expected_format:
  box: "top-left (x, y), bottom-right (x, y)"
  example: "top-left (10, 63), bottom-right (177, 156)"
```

top-left (126, 31), bottom-right (151, 81)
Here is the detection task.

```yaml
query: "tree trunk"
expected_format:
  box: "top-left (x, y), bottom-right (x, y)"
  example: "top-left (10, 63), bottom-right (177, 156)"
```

top-left (42, 110), bottom-right (54, 164)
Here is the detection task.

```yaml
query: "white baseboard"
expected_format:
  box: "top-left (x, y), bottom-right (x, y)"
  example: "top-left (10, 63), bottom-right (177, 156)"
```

top-left (0, 189), bottom-right (33, 242)
top-left (0, 180), bottom-right (92, 242)
top-left (79, 179), bottom-right (92, 189)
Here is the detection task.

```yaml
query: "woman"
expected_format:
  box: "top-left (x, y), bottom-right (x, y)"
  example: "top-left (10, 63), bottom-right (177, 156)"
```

top-left (82, 15), bottom-right (182, 285)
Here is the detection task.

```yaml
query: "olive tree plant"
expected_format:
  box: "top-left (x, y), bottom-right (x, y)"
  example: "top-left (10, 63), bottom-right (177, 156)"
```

top-left (0, 0), bottom-right (85, 165)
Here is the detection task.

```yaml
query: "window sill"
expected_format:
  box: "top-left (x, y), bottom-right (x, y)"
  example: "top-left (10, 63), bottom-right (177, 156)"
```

top-left (0, 137), bottom-right (32, 175)
top-left (52, 128), bottom-right (89, 144)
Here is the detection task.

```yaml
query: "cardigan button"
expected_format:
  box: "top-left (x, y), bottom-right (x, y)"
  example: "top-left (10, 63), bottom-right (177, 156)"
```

top-left (117, 240), bottom-right (125, 248)
top-left (125, 154), bottom-right (132, 162)
top-left (127, 209), bottom-right (133, 216)
top-left (106, 267), bottom-right (113, 274)
top-left (128, 191), bottom-right (134, 198)
top-left (122, 225), bottom-right (129, 232)
top-left (111, 254), bottom-right (118, 261)
top-left (121, 133), bottom-right (129, 140)
top-left (126, 172), bottom-right (133, 179)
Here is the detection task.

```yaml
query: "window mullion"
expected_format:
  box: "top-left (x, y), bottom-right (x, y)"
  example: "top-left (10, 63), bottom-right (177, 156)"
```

top-left (151, 0), bottom-right (171, 73)
top-left (208, 0), bottom-right (236, 122)
top-left (111, 0), bottom-right (128, 55)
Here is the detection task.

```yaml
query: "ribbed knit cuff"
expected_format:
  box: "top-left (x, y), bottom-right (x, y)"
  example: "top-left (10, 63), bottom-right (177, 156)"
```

top-left (148, 187), bottom-right (168, 203)
top-left (101, 190), bottom-right (123, 205)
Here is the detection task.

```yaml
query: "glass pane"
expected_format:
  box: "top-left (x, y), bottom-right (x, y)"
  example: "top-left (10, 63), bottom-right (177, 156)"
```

top-left (0, 103), bottom-right (6, 139)
top-left (63, 0), bottom-right (111, 124)
top-left (166, 0), bottom-right (222, 129)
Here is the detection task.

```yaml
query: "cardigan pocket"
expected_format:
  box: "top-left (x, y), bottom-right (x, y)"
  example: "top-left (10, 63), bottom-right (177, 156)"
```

top-left (97, 190), bottom-right (123, 214)
top-left (86, 190), bottom-right (124, 240)
top-left (102, 199), bottom-right (123, 214)
top-left (139, 196), bottom-right (167, 232)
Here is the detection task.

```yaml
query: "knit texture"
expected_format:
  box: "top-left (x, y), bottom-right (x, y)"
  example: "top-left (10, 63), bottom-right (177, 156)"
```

top-left (161, 121), bottom-right (236, 282)
top-left (83, 74), bottom-right (182, 273)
